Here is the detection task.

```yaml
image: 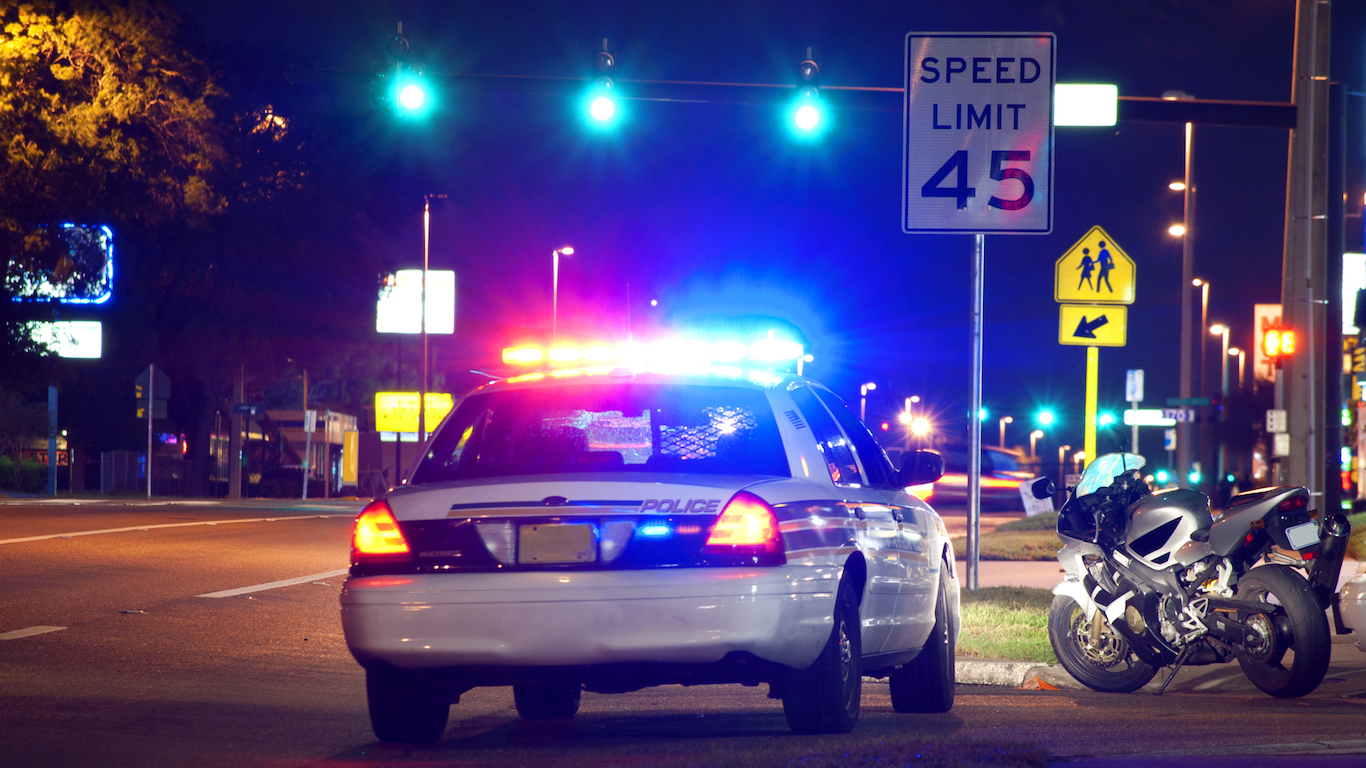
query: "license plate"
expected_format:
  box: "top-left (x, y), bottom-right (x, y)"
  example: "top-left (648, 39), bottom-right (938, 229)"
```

top-left (1285, 521), bottom-right (1319, 550)
top-left (518, 523), bottom-right (597, 564)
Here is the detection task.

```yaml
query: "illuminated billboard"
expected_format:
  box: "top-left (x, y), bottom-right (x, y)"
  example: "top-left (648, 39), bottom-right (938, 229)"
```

top-left (376, 270), bottom-right (455, 334)
top-left (374, 391), bottom-right (454, 433)
top-left (28, 320), bottom-right (102, 358)
top-left (7, 224), bottom-right (114, 304)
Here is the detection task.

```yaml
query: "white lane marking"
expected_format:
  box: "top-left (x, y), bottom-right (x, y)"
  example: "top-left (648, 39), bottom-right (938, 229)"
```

top-left (0, 626), bottom-right (67, 641)
top-left (197, 569), bottom-right (350, 598)
top-left (0, 515), bottom-right (342, 546)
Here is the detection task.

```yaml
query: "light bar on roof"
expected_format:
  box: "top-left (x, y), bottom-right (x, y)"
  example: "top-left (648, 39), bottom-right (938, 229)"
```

top-left (501, 335), bottom-right (806, 370)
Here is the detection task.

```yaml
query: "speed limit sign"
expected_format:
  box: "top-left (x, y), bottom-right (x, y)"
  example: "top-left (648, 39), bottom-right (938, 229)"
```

top-left (902, 33), bottom-right (1054, 234)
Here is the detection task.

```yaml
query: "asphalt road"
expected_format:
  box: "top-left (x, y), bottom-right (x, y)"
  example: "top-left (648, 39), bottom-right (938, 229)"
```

top-left (2, 498), bottom-right (1364, 767)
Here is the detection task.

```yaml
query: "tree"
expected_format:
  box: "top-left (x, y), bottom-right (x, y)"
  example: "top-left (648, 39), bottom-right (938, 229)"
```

top-left (1, 0), bottom-right (228, 379)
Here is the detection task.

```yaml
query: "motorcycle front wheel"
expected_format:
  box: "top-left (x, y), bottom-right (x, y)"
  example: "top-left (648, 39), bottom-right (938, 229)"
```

top-left (1048, 594), bottom-right (1157, 693)
top-left (1233, 564), bottom-right (1330, 698)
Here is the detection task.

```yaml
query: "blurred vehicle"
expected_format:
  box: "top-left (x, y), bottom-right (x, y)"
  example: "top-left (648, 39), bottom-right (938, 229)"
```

top-left (340, 352), bottom-right (958, 742)
top-left (927, 444), bottom-right (1034, 511)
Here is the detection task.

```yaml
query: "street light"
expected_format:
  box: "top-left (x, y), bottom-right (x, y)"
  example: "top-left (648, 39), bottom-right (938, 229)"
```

top-left (1036, 409), bottom-right (1056, 427)
top-left (552, 246), bottom-right (574, 339)
top-left (418, 193), bottom-right (446, 446)
top-left (1211, 323), bottom-right (1231, 488)
top-left (1074, 450), bottom-right (1087, 472)
top-left (1058, 444), bottom-right (1072, 490)
top-left (1230, 346), bottom-right (1246, 389)
top-left (998, 415), bottom-right (1013, 448)
top-left (1170, 111), bottom-right (1197, 489)
top-left (1210, 324), bottom-right (1231, 393)
top-left (1030, 429), bottom-right (1044, 459)
top-left (860, 382), bottom-right (876, 422)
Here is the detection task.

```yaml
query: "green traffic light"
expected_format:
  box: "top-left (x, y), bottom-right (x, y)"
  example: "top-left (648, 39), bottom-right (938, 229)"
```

top-left (398, 84), bottom-right (426, 111)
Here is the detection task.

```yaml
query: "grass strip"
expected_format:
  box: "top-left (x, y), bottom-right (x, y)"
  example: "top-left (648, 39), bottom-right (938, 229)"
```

top-left (1347, 512), bottom-right (1366, 562)
top-left (957, 586), bottom-right (1056, 665)
top-left (952, 531), bottom-right (1061, 561)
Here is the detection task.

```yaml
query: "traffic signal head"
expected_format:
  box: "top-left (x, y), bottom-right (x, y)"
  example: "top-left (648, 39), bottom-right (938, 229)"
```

top-left (584, 40), bottom-right (620, 128)
top-left (787, 50), bottom-right (827, 139)
top-left (1262, 326), bottom-right (1297, 366)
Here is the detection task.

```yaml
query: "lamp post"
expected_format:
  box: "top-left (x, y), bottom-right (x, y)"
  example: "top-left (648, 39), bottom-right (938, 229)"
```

top-left (1230, 347), bottom-right (1245, 390)
top-left (1165, 105), bottom-right (1196, 488)
top-left (1192, 277), bottom-right (1210, 489)
top-left (1030, 429), bottom-right (1043, 460)
top-left (552, 245), bottom-right (575, 339)
top-left (860, 382), bottom-right (876, 422)
top-left (419, 193), bottom-right (446, 447)
top-left (998, 415), bottom-right (1013, 448)
top-left (1058, 444), bottom-right (1072, 491)
top-left (1074, 450), bottom-right (1087, 473)
top-left (1211, 324), bottom-right (1230, 491)
top-left (1210, 324), bottom-right (1231, 394)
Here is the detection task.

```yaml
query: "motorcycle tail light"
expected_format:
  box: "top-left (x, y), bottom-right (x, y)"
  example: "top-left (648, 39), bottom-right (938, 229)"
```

top-left (1277, 494), bottom-right (1308, 513)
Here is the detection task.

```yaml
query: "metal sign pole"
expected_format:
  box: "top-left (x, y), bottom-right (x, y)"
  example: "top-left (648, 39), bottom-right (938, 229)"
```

top-left (968, 234), bottom-right (984, 591)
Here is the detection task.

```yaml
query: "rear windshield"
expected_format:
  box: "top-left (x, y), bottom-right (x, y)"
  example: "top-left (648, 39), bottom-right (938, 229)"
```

top-left (410, 383), bottom-right (791, 483)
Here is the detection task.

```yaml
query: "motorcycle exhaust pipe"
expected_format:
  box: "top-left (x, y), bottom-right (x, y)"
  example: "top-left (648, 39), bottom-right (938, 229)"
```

top-left (1308, 510), bottom-right (1352, 616)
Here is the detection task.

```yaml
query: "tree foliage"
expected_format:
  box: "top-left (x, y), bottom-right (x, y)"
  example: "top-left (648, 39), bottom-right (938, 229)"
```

top-left (0, 0), bottom-right (228, 237)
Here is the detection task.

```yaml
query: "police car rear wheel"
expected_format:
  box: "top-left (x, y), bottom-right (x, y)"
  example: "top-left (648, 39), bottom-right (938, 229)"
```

top-left (782, 578), bottom-right (861, 734)
top-left (513, 683), bottom-right (582, 719)
top-left (366, 666), bottom-right (450, 743)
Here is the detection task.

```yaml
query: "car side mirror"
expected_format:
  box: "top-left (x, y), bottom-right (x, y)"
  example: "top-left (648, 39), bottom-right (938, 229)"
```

top-left (1031, 476), bottom-right (1056, 500)
top-left (900, 449), bottom-right (944, 486)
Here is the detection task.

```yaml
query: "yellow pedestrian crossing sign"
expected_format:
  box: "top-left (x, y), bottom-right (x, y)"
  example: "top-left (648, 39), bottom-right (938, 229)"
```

top-left (1055, 226), bottom-right (1135, 304)
top-left (1059, 304), bottom-right (1127, 347)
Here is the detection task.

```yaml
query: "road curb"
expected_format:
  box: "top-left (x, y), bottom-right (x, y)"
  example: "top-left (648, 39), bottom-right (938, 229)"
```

top-left (953, 658), bottom-right (1057, 686)
top-left (864, 658), bottom-right (1064, 688)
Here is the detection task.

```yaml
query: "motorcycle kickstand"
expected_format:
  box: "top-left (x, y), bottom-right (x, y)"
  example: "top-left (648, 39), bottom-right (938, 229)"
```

top-left (1154, 646), bottom-right (1193, 696)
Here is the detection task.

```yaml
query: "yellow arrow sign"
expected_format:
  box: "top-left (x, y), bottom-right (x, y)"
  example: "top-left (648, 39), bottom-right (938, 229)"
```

top-left (1059, 304), bottom-right (1127, 347)
top-left (1055, 226), bottom-right (1135, 304)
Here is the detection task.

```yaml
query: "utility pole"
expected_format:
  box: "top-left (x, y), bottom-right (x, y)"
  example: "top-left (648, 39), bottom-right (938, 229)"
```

top-left (1278, 0), bottom-right (1330, 504)
top-left (229, 365), bottom-right (243, 499)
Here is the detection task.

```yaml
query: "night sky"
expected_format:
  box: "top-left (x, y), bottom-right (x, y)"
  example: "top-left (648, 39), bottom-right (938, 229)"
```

top-left (169, 0), bottom-right (1343, 454)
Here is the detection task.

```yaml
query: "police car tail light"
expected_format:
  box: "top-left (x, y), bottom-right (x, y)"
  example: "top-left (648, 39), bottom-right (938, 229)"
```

top-left (701, 491), bottom-right (784, 561)
top-left (475, 521), bottom-right (517, 565)
top-left (352, 501), bottom-right (413, 564)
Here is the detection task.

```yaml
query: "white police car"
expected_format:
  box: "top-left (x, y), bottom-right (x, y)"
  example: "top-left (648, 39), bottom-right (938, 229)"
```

top-left (341, 348), bottom-right (957, 743)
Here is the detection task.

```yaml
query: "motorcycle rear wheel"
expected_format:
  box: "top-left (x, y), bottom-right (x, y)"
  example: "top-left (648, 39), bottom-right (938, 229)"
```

top-left (1233, 564), bottom-right (1330, 698)
top-left (1048, 594), bottom-right (1157, 693)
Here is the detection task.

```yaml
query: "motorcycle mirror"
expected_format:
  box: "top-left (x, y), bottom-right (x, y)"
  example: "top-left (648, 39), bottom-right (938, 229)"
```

top-left (1031, 476), bottom-right (1055, 500)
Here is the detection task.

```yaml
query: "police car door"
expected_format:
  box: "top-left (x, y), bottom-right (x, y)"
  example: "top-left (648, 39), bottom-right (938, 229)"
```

top-left (811, 387), bottom-right (935, 654)
top-left (788, 384), bottom-right (899, 655)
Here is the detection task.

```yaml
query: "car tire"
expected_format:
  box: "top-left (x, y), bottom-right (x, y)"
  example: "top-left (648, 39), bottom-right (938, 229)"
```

top-left (889, 572), bottom-right (955, 713)
top-left (782, 577), bottom-right (861, 734)
top-left (366, 666), bottom-right (450, 744)
top-left (513, 683), bottom-right (582, 719)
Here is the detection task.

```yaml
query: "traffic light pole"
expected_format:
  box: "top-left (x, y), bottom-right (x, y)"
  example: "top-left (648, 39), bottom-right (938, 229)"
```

top-left (1278, 0), bottom-right (1330, 500)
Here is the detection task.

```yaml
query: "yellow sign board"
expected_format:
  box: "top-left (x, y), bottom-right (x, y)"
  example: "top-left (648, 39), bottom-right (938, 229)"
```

top-left (374, 392), bottom-right (454, 433)
top-left (1059, 304), bottom-right (1127, 347)
top-left (1054, 226), bottom-right (1135, 305)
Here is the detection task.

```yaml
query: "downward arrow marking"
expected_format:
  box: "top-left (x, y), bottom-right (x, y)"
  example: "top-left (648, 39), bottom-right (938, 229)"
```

top-left (1073, 314), bottom-right (1109, 339)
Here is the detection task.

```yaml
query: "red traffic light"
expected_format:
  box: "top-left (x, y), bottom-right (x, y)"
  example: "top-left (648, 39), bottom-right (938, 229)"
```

top-left (1262, 327), bottom-right (1297, 362)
